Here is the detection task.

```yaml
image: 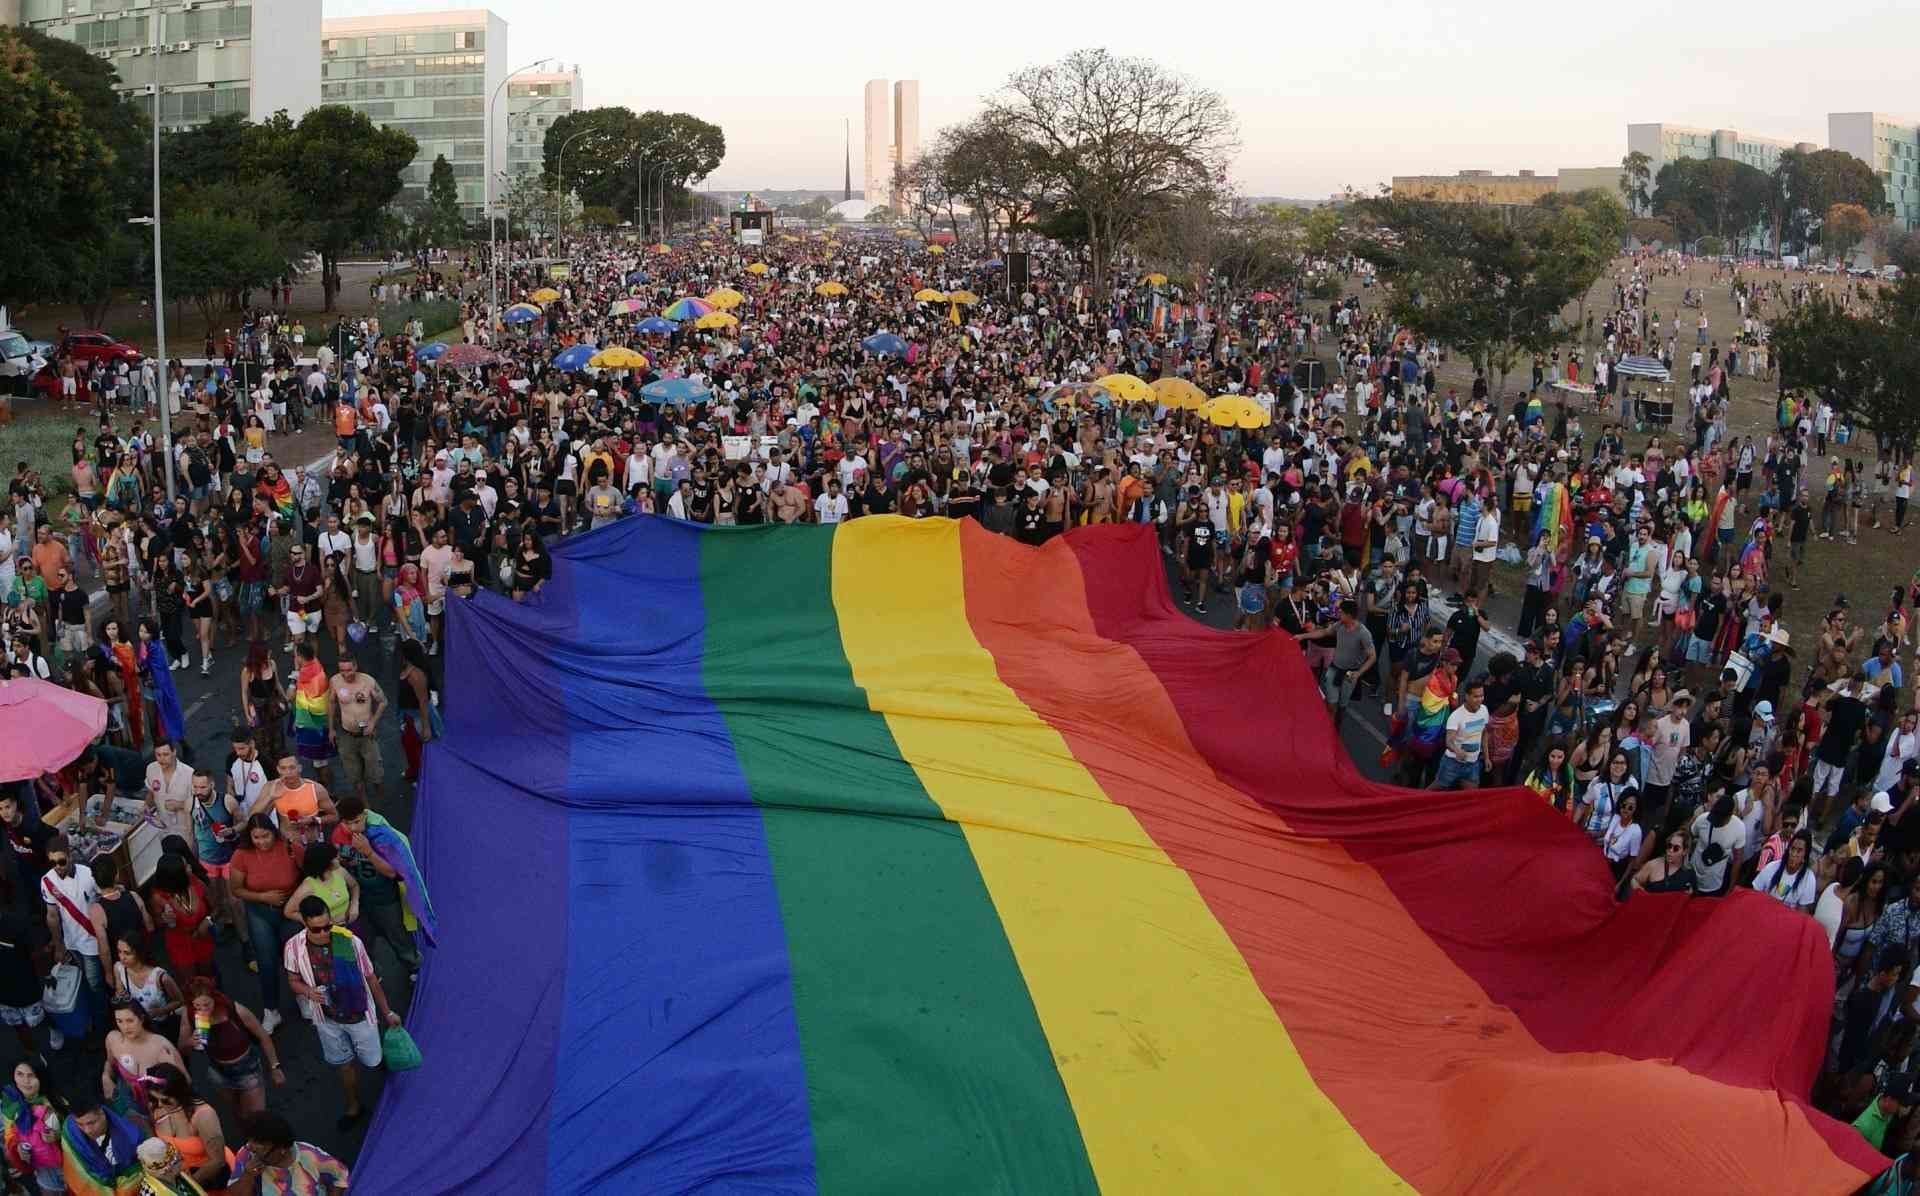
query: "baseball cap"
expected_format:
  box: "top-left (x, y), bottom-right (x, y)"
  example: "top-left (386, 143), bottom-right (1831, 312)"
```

top-left (1873, 792), bottom-right (1896, 814)
top-left (1754, 701), bottom-right (1775, 720)
top-left (1440, 648), bottom-right (1464, 666)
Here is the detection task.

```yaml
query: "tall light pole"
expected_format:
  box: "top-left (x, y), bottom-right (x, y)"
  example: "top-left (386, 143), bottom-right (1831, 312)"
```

top-left (487, 57), bottom-right (556, 323)
top-left (134, 12), bottom-right (173, 501)
top-left (555, 127), bottom-right (592, 242)
top-left (650, 162), bottom-right (673, 240)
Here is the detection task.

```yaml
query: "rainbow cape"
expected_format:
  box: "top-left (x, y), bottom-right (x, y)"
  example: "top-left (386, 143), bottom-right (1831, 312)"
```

top-left (1534, 479), bottom-right (1574, 562)
top-left (59, 1106), bottom-right (143, 1195)
top-left (292, 659), bottom-right (328, 736)
top-left (256, 473), bottom-right (295, 523)
top-left (354, 516), bottom-right (1886, 1194)
top-left (332, 811), bottom-right (436, 943)
top-left (1394, 669), bottom-right (1456, 760)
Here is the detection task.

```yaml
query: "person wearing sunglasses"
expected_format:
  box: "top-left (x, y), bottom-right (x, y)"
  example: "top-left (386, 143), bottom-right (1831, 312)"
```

top-left (1633, 828), bottom-right (1698, 894)
top-left (279, 897), bottom-right (399, 1131)
top-left (38, 835), bottom-right (108, 1047)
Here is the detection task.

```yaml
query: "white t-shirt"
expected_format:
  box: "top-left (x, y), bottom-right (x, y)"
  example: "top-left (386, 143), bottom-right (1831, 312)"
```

top-left (1471, 507), bottom-right (1500, 562)
top-left (815, 493), bottom-right (849, 524)
top-left (229, 756), bottom-right (270, 812)
top-left (1688, 814), bottom-right (1748, 892)
top-left (41, 865), bottom-right (101, 956)
top-left (1445, 704), bottom-right (1490, 763)
top-left (144, 761), bottom-right (195, 841)
top-left (1602, 815), bottom-right (1644, 863)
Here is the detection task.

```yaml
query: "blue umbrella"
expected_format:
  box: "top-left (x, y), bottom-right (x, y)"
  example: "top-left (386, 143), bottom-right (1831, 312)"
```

top-left (983, 259), bottom-right (1005, 268)
top-left (625, 270), bottom-right (649, 284)
top-left (641, 377), bottom-right (713, 406)
top-left (415, 341), bottom-right (448, 362)
top-left (861, 332), bottom-right (907, 358)
top-left (502, 307), bottom-right (541, 325)
top-left (552, 344), bottom-right (595, 371)
top-left (635, 316), bottom-right (679, 335)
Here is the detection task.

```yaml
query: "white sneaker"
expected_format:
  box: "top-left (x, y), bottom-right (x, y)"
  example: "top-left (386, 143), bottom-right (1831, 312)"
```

top-left (200, 658), bottom-right (212, 677)
top-left (47, 1028), bottom-right (63, 1051)
top-left (261, 1009), bottom-right (283, 1035)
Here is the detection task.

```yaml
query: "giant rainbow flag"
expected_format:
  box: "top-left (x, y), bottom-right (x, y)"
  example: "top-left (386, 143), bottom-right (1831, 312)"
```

top-left (356, 515), bottom-right (1885, 1194)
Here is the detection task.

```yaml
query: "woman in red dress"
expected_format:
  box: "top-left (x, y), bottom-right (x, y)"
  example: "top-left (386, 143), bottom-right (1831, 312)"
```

top-left (146, 853), bottom-right (216, 980)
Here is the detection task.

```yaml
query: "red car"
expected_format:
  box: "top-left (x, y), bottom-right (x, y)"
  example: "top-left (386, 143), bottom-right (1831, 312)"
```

top-left (28, 330), bottom-right (141, 399)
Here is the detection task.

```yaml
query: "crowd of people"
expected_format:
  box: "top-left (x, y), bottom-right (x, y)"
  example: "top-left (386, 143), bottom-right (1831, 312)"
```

top-left (5, 222), bottom-right (1920, 1185)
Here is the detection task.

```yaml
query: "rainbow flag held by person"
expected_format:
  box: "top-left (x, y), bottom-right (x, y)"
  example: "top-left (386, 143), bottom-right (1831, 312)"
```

top-left (59, 1106), bottom-right (143, 1195)
top-left (1534, 479), bottom-right (1575, 562)
top-left (256, 473), bottom-right (295, 523)
top-left (353, 516), bottom-right (1890, 1195)
top-left (291, 658), bottom-right (329, 763)
top-left (332, 811), bottom-right (436, 943)
top-left (1393, 670), bottom-right (1455, 761)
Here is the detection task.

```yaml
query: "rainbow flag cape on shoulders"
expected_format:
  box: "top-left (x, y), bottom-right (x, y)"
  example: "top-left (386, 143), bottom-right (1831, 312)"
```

top-left (354, 516), bottom-right (1888, 1195)
top-left (60, 1106), bottom-right (143, 1195)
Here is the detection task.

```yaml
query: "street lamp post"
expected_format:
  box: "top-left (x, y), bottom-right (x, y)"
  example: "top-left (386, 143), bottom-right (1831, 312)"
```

top-left (555, 127), bottom-right (591, 241)
top-left (135, 14), bottom-right (173, 501)
top-left (650, 163), bottom-right (673, 240)
top-left (487, 58), bottom-right (557, 324)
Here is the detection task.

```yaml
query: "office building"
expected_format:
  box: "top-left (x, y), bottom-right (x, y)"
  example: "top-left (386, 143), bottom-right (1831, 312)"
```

top-left (1829, 113), bottom-right (1920, 230)
top-left (1626, 123), bottom-right (1817, 178)
top-left (320, 9), bottom-right (508, 220)
top-left (1555, 165), bottom-right (1630, 205)
top-left (861, 77), bottom-right (921, 210)
top-left (1390, 169), bottom-right (1558, 207)
top-left (891, 79), bottom-right (918, 208)
top-left (507, 65), bottom-right (582, 183)
top-left (9, 0), bottom-right (319, 132)
top-left (862, 79), bottom-right (889, 205)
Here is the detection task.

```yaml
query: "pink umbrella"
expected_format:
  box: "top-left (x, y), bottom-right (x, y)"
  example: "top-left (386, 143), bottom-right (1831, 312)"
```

top-left (0, 678), bottom-right (107, 782)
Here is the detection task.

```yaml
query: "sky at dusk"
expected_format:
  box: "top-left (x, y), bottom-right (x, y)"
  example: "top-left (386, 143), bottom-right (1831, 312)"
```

top-left (327, 0), bottom-right (1920, 199)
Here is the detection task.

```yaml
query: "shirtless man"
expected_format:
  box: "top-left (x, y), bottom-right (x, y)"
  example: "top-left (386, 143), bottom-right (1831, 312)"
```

top-left (1041, 474), bottom-right (1070, 540)
top-left (1085, 467), bottom-right (1115, 524)
top-left (327, 653), bottom-right (387, 806)
top-left (769, 478), bottom-right (808, 523)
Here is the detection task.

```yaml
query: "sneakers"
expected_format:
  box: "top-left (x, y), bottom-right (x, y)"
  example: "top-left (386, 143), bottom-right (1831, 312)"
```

top-left (1195, 602), bottom-right (1207, 613)
top-left (261, 1009), bottom-right (283, 1035)
top-left (200, 657), bottom-right (213, 677)
top-left (47, 1028), bottom-right (63, 1051)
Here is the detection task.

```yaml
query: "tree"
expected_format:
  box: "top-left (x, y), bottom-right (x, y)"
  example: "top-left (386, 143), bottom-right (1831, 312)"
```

top-left (580, 205), bottom-right (621, 229)
top-left (0, 30), bottom-right (115, 312)
top-left (1774, 278), bottom-right (1920, 449)
top-left (1533, 188), bottom-right (1629, 337)
top-left (281, 105), bottom-right (418, 310)
top-left (1775, 147), bottom-right (1886, 252)
top-left (986, 48), bottom-right (1237, 298)
top-left (864, 204), bottom-right (893, 224)
top-left (162, 207), bottom-right (290, 333)
top-left (1619, 150), bottom-right (1652, 217)
top-left (1352, 195), bottom-right (1615, 397)
top-left (426, 155), bottom-right (464, 247)
top-left (1875, 225), bottom-right (1920, 277)
top-left (1628, 217), bottom-right (1677, 246)
top-left (1651, 158), bottom-right (1771, 250)
top-left (937, 113), bottom-right (1046, 249)
top-left (1823, 202), bottom-right (1872, 263)
top-left (11, 27), bottom-right (147, 225)
top-left (540, 107), bottom-right (725, 236)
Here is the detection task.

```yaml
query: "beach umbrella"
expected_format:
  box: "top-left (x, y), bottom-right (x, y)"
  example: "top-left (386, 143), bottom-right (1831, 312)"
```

top-left (608, 297), bottom-right (646, 316)
top-left (635, 316), bottom-right (678, 335)
top-left (502, 303), bottom-right (541, 324)
top-left (625, 270), bottom-right (649, 284)
top-left (1150, 376), bottom-right (1208, 410)
top-left (861, 332), bottom-right (908, 358)
top-left (926, 244), bottom-right (945, 255)
top-left (0, 678), bottom-right (107, 782)
top-left (1251, 291), bottom-right (1278, 302)
top-left (662, 297), bottom-right (714, 321)
top-left (552, 344), bottom-right (596, 371)
top-left (1038, 381), bottom-right (1113, 410)
top-left (693, 311), bottom-right (740, 331)
top-left (443, 343), bottom-right (502, 369)
top-left (699, 239), bottom-right (714, 248)
top-left (530, 287), bottom-right (561, 305)
top-left (746, 262), bottom-right (771, 275)
top-left (1094, 373), bottom-right (1151, 404)
top-left (1206, 396), bottom-right (1270, 429)
top-left (414, 341), bottom-right (449, 363)
top-left (641, 377), bottom-right (712, 406)
top-left (946, 290), bottom-right (980, 305)
top-left (913, 288), bottom-right (948, 303)
top-left (983, 259), bottom-right (1005, 268)
top-left (814, 281), bottom-right (849, 297)
top-left (705, 287), bottom-right (745, 310)
top-left (1142, 272), bottom-right (1168, 286)
top-left (649, 243), bottom-right (670, 253)
top-left (588, 347), bottom-right (650, 370)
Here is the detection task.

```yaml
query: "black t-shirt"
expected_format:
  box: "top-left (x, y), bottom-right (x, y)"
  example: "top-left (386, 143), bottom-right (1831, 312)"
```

top-left (1447, 606), bottom-right (1484, 666)
top-left (1790, 503), bottom-right (1811, 544)
top-left (947, 490), bottom-right (981, 522)
top-left (1819, 695), bottom-right (1871, 765)
top-left (1186, 521), bottom-right (1215, 561)
top-left (1015, 505), bottom-right (1046, 545)
top-left (3, 817), bottom-right (54, 905)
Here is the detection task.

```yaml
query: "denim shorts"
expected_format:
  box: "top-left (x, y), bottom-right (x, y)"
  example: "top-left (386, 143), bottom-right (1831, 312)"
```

top-left (207, 1046), bottom-right (265, 1092)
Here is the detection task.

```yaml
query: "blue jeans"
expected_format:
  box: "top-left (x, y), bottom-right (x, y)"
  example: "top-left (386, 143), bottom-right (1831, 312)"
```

top-left (245, 902), bottom-right (297, 1013)
top-left (1430, 754), bottom-right (1482, 790)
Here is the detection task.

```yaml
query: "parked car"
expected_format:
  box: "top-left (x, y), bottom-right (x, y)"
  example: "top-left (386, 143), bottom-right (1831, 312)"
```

top-left (53, 329), bottom-right (142, 366)
top-left (0, 329), bottom-right (43, 396)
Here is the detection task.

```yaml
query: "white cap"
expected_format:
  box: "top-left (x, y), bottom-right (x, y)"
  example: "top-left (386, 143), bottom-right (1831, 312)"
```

top-left (1873, 791), bottom-right (1895, 814)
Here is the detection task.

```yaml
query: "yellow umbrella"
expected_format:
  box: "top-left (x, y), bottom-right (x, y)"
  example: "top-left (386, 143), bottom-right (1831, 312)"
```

top-left (946, 290), bottom-right (980, 305)
top-left (588, 347), bottom-right (649, 370)
top-left (699, 239), bottom-right (714, 247)
top-left (913, 288), bottom-right (948, 303)
top-left (706, 287), bottom-right (745, 310)
top-left (1150, 376), bottom-right (1207, 410)
top-left (746, 262), bottom-right (771, 275)
top-left (926, 244), bottom-right (946, 255)
top-left (813, 281), bottom-right (848, 297)
top-left (693, 310), bottom-right (740, 330)
top-left (649, 243), bottom-right (670, 253)
top-left (529, 287), bottom-right (561, 305)
top-left (1142, 272), bottom-right (1168, 286)
top-left (1232, 400), bottom-right (1272, 430)
top-left (1094, 373), bottom-right (1151, 404)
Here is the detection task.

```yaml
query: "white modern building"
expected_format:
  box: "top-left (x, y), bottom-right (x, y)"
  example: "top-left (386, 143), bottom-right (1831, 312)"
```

top-left (8, 0), bottom-right (320, 132)
top-left (1829, 112), bottom-right (1920, 231)
top-left (1627, 122), bottom-right (1816, 178)
top-left (892, 79), bottom-right (918, 209)
top-left (320, 8), bottom-right (507, 220)
top-left (862, 79), bottom-right (889, 206)
top-left (506, 65), bottom-right (581, 183)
